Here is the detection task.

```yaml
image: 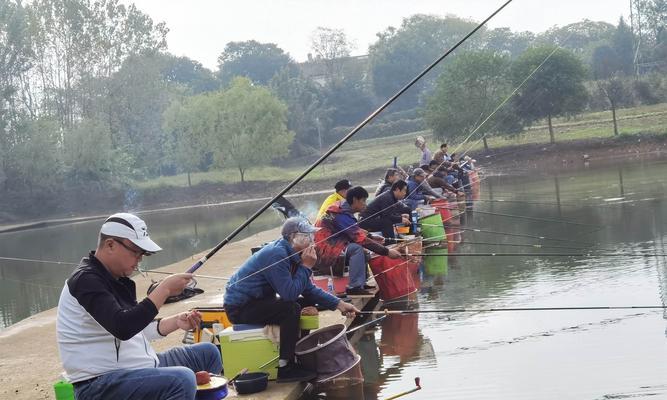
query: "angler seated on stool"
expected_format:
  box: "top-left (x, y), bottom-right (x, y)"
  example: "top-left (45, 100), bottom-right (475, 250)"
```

top-left (315, 186), bottom-right (403, 296)
top-left (223, 217), bottom-right (360, 383)
top-left (56, 213), bottom-right (222, 400)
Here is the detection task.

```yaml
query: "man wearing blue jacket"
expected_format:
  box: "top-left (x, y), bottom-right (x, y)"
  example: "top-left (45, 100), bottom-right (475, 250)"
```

top-left (223, 217), bottom-right (360, 383)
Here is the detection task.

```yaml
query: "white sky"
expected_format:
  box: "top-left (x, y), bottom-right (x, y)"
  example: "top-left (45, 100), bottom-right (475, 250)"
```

top-left (125, 0), bottom-right (632, 70)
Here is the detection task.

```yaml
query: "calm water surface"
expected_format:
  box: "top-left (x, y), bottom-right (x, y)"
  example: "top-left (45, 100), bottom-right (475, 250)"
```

top-left (3, 159), bottom-right (667, 400)
top-left (347, 159), bottom-right (667, 400)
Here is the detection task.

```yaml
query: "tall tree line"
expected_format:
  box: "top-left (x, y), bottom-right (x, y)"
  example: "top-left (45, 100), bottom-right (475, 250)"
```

top-left (2, 0), bottom-right (667, 211)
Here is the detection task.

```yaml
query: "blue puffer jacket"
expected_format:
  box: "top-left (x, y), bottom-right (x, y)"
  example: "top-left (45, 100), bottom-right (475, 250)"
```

top-left (223, 238), bottom-right (339, 309)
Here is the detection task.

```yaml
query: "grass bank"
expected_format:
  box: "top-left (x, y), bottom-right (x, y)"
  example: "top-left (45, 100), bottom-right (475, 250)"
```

top-left (135, 103), bottom-right (667, 190)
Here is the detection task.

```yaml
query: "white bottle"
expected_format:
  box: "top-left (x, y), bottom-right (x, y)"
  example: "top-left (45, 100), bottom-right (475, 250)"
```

top-left (327, 277), bottom-right (335, 294)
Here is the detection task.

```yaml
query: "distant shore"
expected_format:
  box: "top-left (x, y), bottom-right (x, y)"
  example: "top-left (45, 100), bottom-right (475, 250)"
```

top-left (2, 133), bottom-right (666, 228)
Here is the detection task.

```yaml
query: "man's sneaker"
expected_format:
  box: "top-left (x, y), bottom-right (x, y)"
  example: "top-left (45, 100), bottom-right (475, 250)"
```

top-left (277, 363), bottom-right (317, 383)
top-left (346, 287), bottom-right (374, 296)
top-left (363, 284), bottom-right (376, 290)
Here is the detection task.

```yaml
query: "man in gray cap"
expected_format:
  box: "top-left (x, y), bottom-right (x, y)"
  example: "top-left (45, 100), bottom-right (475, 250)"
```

top-left (405, 168), bottom-right (445, 209)
top-left (224, 217), bottom-right (359, 383)
top-left (56, 213), bottom-right (222, 400)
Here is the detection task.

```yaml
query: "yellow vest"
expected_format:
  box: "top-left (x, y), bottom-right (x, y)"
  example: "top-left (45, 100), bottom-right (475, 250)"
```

top-left (316, 192), bottom-right (344, 220)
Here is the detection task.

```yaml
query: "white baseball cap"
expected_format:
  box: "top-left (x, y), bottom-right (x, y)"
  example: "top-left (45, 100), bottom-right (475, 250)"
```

top-left (100, 213), bottom-right (162, 254)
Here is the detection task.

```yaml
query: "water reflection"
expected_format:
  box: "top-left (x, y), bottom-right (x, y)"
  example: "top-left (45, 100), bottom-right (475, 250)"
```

top-left (365, 160), bottom-right (667, 399)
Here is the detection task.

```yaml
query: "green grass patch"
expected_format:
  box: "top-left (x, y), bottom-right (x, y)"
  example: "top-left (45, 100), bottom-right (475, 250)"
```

top-left (134, 103), bottom-right (667, 190)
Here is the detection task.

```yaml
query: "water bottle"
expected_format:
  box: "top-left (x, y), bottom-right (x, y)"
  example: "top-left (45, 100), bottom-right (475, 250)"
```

top-left (411, 210), bottom-right (419, 234)
top-left (327, 277), bottom-right (335, 294)
top-left (53, 381), bottom-right (74, 400)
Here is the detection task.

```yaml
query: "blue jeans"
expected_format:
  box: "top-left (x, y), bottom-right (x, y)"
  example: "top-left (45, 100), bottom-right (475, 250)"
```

top-left (74, 342), bottom-right (222, 400)
top-left (345, 243), bottom-right (368, 289)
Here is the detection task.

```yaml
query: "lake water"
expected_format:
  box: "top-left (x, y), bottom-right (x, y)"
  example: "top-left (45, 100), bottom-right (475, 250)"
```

top-left (2, 158), bottom-right (667, 399)
top-left (347, 159), bottom-right (667, 400)
top-left (0, 195), bottom-right (324, 329)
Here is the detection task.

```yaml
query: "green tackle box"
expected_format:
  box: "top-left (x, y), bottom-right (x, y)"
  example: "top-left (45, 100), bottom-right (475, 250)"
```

top-left (218, 326), bottom-right (280, 380)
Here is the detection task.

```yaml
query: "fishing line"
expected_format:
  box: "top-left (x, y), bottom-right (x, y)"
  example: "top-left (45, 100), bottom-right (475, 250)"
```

top-left (410, 252), bottom-right (667, 257)
top-left (360, 305), bottom-right (667, 315)
top-left (0, 256), bottom-right (79, 266)
top-left (470, 210), bottom-right (601, 227)
top-left (184, 0), bottom-right (515, 275)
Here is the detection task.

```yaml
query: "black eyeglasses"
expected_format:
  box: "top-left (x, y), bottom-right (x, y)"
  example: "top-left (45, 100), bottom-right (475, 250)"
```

top-left (112, 238), bottom-right (148, 258)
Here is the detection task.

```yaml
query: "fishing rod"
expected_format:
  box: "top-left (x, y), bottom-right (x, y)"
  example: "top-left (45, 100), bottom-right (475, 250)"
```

top-left (410, 252), bottom-right (667, 257)
top-left (140, 269), bottom-right (229, 281)
top-left (184, 0), bottom-right (514, 274)
top-left (361, 305), bottom-right (667, 315)
top-left (470, 210), bottom-right (601, 227)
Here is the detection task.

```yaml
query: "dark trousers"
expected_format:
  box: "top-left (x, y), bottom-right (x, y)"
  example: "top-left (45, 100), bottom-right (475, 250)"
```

top-left (359, 217), bottom-right (395, 240)
top-left (226, 298), bottom-right (302, 362)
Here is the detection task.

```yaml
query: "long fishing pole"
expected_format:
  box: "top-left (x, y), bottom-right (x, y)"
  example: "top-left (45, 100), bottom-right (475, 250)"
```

top-left (411, 252), bottom-right (667, 257)
top-left (361, 305), bottom-right (667, 315)
top-left (184, 0), bottom-right (514, 274)
top-left (141, 269), bottom-right (229, 281)
top-left (471, 210), bottom-right (601, 227)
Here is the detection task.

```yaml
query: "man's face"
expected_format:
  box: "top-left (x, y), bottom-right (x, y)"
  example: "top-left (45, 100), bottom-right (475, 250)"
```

top-left (394, 186), bottom-right (408, 200)
top-left (109, 238), bottom-right (145, 278)
top-left (415, 175), bottom-right (424, 183)
top-left (291, 232), bottom-right (313, 251)
top-left (351, 197), bottom-right (367, 213)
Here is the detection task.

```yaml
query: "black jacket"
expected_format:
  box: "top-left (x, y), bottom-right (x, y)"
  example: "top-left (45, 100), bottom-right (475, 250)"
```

top-left (360, 190), bottom-right (411, 223)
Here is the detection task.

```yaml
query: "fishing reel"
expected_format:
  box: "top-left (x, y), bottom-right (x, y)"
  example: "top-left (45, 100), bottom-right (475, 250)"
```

top-left (146, 277), bottom-right (204, 304)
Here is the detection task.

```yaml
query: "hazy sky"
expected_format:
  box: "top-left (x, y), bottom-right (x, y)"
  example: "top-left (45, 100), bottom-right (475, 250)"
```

top-left (125, 0), bottom-right (632, 70)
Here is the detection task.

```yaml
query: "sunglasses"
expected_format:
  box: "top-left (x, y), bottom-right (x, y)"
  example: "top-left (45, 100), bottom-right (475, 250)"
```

top-left (112, 238), bottom-right (149, 258)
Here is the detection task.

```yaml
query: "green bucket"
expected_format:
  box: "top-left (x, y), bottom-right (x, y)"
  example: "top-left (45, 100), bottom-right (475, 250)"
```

top-left (419, 213), bottom-right (445, 242)
top-left (53, 380), bottom-right (74, 400)
top-left (424, 247), bottom-right (448, 276)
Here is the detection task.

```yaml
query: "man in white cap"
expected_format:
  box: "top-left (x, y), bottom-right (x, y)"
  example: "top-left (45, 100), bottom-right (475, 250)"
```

top-left (224, 217), bottom-right (360, 383)
top-left (415, 135), bottom-right (432, 166)
top-left (56, 213), bottom-right (222, 400)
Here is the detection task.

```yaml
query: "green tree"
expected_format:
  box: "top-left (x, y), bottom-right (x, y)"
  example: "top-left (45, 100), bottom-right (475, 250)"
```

top-left (611, 17), bottom-right (636, 75)
top-left (597, 76), bottom-right (628, 136)
top-left (160, 54), bottom-right (220, 94)
top-left (591, 45), bottom-right (623, 79)
top-left (425, 51), bottom-right (521, 150)
top-left (484, 28), bottom-right (535, 59)
top-left (163, 95), bottom-right (215, 186)
top-left (63, 117), bottom-right (130, 184)
top-left (102, 53), bottom-right (183, 177)
top-left (217, 40), bottom-right (294, 85)
top-left (211, 77), bottom-right (293, 182)
top-left (537, 20), bottom-right (615, 55)
top-left (269, 67), bottom-right (328, 155)
top-left (511, 46), bottom-right (588, 144)
top-left (368, 14), bottom-right (481, 109)
top-left (309, 27), bottom-right (355, 86)
top-left (26, 0), bottom-right (167, 128)
top-left (0, 0), bottom-right (33, 181)
top-left (6, 118), bottom-right (62, 194)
